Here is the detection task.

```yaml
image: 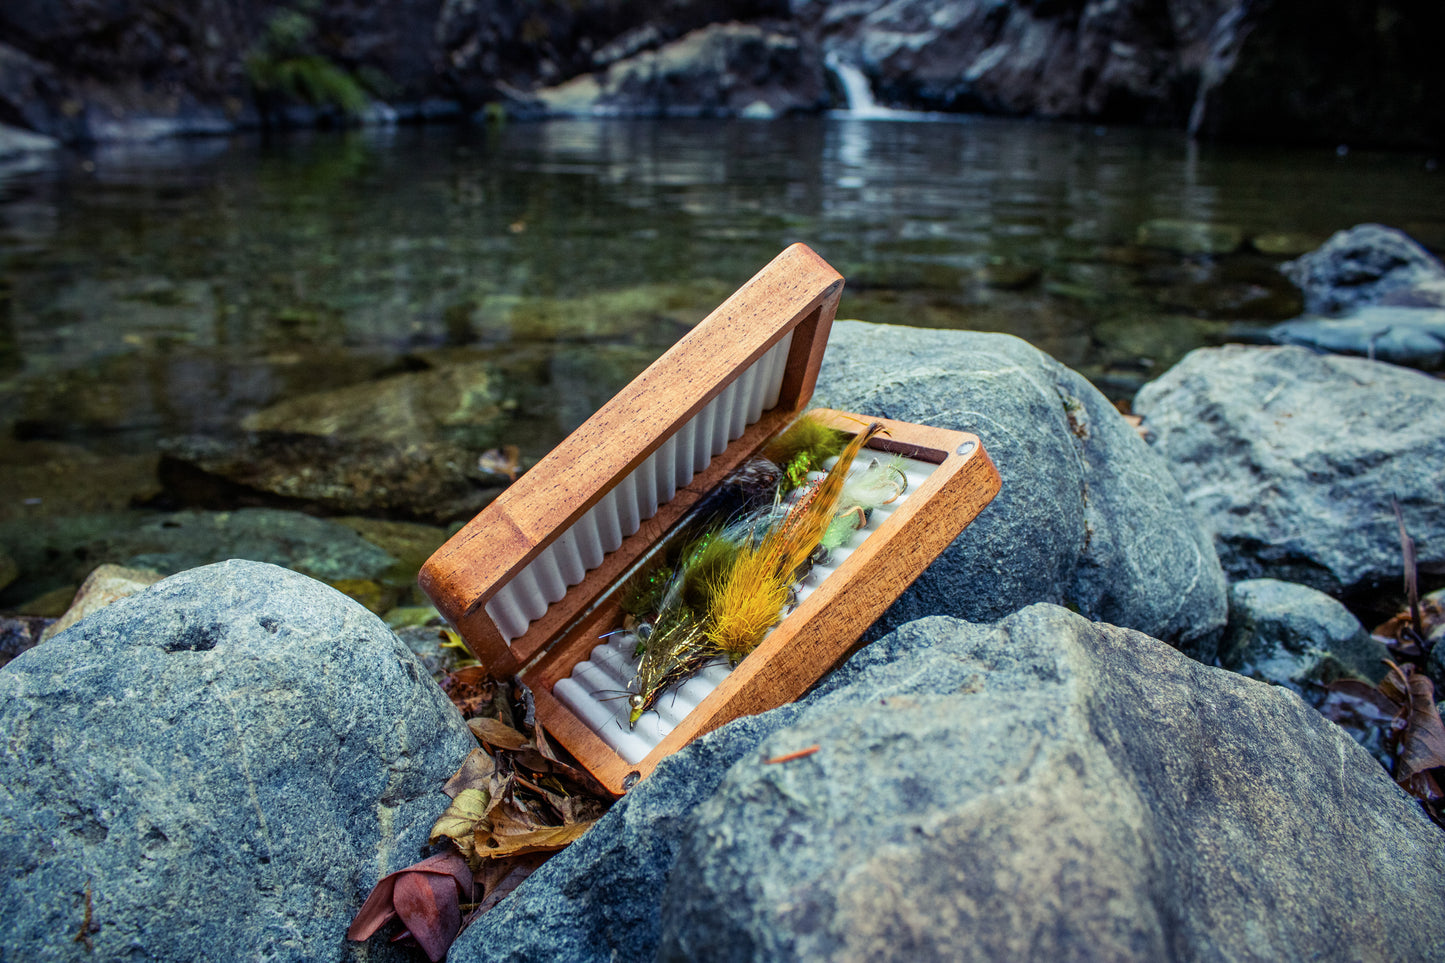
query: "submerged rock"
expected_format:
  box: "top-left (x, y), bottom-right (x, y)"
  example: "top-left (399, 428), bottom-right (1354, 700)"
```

top-left (0, 444), bottom-right (161, 524)
top-left (1137, 218), bottom-right (1244, 257)
top-left (159, 431), bottom-right (510, 525)
top-left (1222, 578), bottom-right (1390, 698)
top-left (813, 321), bottom-right (1227, 659)
top-left (0, 560), bottom-right (476, 961)
top-left (1149, 255), bottom-right (1305, 321)
top-left (241, 361), bottom-right (510, 450)
top-left (0, 508), bottom-right (397, 604)
top-left (454, 605), bottom-right (1445, 962)
top-left (1133, 344), bottom-right (1445, 600)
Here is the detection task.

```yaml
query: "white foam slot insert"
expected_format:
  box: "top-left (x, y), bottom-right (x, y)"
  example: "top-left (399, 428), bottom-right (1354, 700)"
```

top-left (554, 451), bottom-right (941, 764)
top-left (485, 331), bottom-right (794, 642)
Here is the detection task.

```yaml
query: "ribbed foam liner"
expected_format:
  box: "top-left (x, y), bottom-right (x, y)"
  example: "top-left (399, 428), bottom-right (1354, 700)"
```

top-left (553, 452), bottom-right (940, 764)
top-left (484, 332), bottom-right (794, 642)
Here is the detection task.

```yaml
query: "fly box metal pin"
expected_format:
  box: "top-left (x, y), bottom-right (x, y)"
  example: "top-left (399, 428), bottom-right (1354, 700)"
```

top-left (420, 243), bottom-right (1001, 795)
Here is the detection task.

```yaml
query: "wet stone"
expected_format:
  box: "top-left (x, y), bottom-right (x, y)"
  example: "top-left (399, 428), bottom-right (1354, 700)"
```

top-left (1136, 219), bottom-right (1244, 256)
top-left (158, 431), bottom-right (510, 525)
top-left (241, 361), bottom-right (510, 450)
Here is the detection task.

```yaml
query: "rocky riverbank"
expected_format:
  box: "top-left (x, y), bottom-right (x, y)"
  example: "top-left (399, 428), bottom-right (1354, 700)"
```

top-left (1, 0), bottom-right (1440, 148)
top-left (3, 225), bottom-right (1444, 960)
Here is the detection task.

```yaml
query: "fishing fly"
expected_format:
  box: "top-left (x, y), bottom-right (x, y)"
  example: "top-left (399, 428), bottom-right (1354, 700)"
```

top-left (618, 414), bottom-right (892, 727)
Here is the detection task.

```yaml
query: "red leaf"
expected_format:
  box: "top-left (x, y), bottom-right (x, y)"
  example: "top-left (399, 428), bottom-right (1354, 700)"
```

top-left (347, 850), bottom-right (474, 952)
top-left (394, 871), bottom-right (462, 962)
top-left (346, 875), bottom-right (400, 942)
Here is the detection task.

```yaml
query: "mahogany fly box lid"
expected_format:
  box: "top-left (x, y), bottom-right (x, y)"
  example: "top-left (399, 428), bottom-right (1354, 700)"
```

top-left (420, 243), bottom-right (1001, 795)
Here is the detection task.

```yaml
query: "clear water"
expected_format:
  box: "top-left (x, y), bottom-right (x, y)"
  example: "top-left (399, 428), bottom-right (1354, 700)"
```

top-left (0, 115), bottom-right (1440, 606)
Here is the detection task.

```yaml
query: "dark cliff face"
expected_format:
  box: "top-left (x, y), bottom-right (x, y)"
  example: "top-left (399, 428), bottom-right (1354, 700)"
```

top-left (0, 0), bottom-right (1438, 148)
top-left (435, 0), bottom-right (790, 103)
top-left (1188, 0), bottom-right (1445, 150)
top-left (0, 0), bottom-right (258, 139)
top-left (794, 0), bottom-right (1235, 124)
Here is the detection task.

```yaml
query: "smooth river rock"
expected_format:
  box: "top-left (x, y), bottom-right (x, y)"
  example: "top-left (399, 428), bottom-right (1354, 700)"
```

top-left (0, 560), bottom-right (476, 962)
top-left (1270, 305), bottom-right (1445, 371)
top-left (812, 321), bottom-right (1227, 660)
top-left (1221, 577), bottom-right (1390, 697)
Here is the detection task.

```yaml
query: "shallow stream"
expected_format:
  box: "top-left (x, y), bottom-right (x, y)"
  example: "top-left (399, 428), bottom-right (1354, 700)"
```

top-left (0, 115), bottom-right (1439, 611)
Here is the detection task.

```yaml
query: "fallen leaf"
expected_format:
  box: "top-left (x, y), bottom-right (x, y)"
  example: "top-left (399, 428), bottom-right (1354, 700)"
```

top-left (472, 852), bottom-right (548, 916)
top-left (430, 788), bottom-right (491, 859)
top-left (487, 797), bottom-right (551, 836)
top-left (1386, 664), bottom-right (1445, 783)
top-left (469, 716), bottom-right (530, 751)
top-left (348, 850), bottom-right (473, 961)
top-left (1374, 589), bottom-right (1445, 654)
top-left (477, 820), bottom-right (594, 858)
top-left (1321, 679), bottom-right (1398, 723)
top-left (441, 664), bottom-right (499, 718)
top-left (443, 749), bottom-right (498, 800)
top-left (1393, 498), bottom-right (1422, 640)
top-left (393, 870), bottom-right (462, 961)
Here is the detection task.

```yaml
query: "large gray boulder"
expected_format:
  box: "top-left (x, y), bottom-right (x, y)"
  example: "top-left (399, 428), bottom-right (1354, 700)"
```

top-left (0, 560), bottom-right (476, 962)
top-left (453, 605), bottom-right (1445, 962)
top-left (1133, 344), bottom-right (1445, 599)
top-left (659, 605), bottom-right (1445, 962)
top-left (813, 321), bottom-right (1227, 659)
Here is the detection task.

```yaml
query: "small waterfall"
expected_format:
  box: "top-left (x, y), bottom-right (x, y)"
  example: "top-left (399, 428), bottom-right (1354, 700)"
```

top-left (825, 52), bottom-right (914, 120)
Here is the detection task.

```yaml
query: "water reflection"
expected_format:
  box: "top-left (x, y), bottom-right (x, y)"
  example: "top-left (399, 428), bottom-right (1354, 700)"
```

top-left (0, 116), bottom-right (1440, 605)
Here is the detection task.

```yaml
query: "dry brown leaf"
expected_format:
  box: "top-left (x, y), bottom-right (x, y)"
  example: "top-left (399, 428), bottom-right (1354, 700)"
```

top-left (1390, 665), bottom-right (1445, 783)
top-left (488, 800), bottom-right (552, 836)
top-left (471, 853), bottom-right (548, 916)
top-left (442, 749), bottom-right (498, 800)
top-left (441, 664), bottom-right (499, 718)
top-left (469, 716), bottom-right (531, 751)
top-left (477, 820), bottom-right (595, 858)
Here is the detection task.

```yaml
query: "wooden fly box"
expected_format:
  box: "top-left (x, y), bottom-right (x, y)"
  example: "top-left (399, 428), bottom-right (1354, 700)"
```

top-left (419, 243), bottom-right (1000, 795)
